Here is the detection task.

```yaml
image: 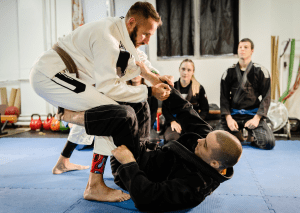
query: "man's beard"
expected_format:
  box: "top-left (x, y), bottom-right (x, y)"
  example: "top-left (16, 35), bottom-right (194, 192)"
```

top-left (130, 25), bottom-right (138, 47)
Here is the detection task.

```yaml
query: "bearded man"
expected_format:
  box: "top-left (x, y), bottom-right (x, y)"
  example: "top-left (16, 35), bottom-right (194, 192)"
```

top-left (30, 2), bottom-right (172, 202)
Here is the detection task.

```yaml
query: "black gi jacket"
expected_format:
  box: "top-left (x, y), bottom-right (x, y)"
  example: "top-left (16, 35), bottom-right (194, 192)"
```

top-left (116, 139), bottom-right (233, 212)
top-left (220, 62), bottom-right (271, 118)
top-left (108, 89), bottom-right (232, 212)
top-left (163, 79), bottom-right (209, 124)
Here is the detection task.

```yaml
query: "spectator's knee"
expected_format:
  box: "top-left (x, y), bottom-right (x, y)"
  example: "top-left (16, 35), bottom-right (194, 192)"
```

top-left (263, 138), bottom-right (275, 150)
top-left (254, 135), bottom-right (275, 150)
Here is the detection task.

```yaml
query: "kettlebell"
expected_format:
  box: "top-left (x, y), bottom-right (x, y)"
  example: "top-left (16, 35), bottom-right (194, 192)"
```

top-left (30, 114), bottom-right (42, 130)
top-left (43, 113), bottom-right (53, 130)
top-left (51, 118), bottom-right (61, 131)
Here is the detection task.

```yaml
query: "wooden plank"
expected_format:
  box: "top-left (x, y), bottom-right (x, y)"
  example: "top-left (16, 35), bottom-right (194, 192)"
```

top-left (0, 104), bottom-right (7, 115)
top-left (8, 88), bottom-right (17, 107)
top-left (14, 88), bottom-right (21, 112)
top-left (0, 87), bottom-right (8, 105)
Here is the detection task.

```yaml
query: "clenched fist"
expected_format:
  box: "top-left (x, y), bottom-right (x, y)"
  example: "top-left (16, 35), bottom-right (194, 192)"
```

top-left (152, 83), bottom-right (171, 101)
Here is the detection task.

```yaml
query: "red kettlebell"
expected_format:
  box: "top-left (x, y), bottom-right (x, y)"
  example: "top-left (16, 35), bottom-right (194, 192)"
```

top-left (30, 114), bottom-right (42, 130)
top-left (43, 113), bottom-right (53, 130)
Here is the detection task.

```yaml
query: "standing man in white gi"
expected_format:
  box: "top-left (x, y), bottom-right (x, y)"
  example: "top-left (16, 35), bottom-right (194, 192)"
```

top-left (30, 2), bottom-right (172, 202)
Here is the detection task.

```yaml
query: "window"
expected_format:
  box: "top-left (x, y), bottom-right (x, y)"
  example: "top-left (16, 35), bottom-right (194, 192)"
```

top-left (156, 0), bottom-right (239, 58)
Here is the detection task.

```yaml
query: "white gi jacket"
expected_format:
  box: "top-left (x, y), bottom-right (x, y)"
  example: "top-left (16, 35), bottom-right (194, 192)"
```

top-left (33, 16), bottom-right (158, 102)
top-left (32, 17), bottom-right (158, 155)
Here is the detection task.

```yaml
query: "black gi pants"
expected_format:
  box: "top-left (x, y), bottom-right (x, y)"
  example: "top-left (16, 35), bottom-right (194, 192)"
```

top-left (216, 115), bottom-right (275, 150)
top-left (85, 101), bottom-right (150, 159)
top-left (164, 126), bottom-right (181, 142)
top-left (84, 88), bottom-right (212, 187)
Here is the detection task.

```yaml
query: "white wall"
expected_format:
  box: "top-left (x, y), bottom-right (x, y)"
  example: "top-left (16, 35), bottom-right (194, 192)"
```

top-left (148, 0), bottom-right (273, 105)
top-left (0, 0), bottom-right (20, 115)
top-left (83, 0), bottom-right (107, 23)
top-left (0, 0), bottom-right (19, 81)
top-left (271, 0), bottom-right (300, 98)
top-left (1, 0), bottom-right (299, 123)
top-left (148, 0), bottom-right (299, 107)
top-left (271, 0), bottom-right (300, 119)
top-left (0, 0), bottom-right (72, 124)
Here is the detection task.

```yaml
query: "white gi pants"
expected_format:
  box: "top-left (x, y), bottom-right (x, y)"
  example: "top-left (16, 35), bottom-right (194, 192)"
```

top-left (30, 68), bottom-right (119, 155)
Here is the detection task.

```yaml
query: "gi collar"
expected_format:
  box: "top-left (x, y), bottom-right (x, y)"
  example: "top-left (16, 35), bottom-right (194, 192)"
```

top-left (235, 61), bottom-right (253, 84)
top-left (232, 61), bottom-right (253, 104)
top-left (115, 17), bottom-right (140, 63)
top-left (163, 133), bottom-right (233, 183)
top-left (176, 79), bottom-right (193, 102)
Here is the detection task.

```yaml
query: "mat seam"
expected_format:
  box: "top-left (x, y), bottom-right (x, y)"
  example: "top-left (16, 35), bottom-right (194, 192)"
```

top-left (245, 154), bottom-right (276, 213)
top-left (63, 198), bottom-right (83, 213)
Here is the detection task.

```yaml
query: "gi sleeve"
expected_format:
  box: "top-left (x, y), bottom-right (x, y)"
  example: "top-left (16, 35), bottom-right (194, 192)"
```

top-left (117, 162), bottom-right (204, 212)
top-left (198, 85), bottom-right (209, 119)
top-left (162, 102), bottom-right (176, 125)
top-left (91, 31), bottom-right (148, 103)
top-left (220, 69), bottom-right (232, 115)
top-left (137, 48), bottom-right (159, 74)
top-left (257, 67), bottom-right (271, 117)
top-left (163, 88), bottom-right (212, 137)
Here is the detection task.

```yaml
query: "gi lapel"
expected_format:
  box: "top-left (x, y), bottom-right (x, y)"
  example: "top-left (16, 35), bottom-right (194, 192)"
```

top-left (176, 80), bottom-right (192, 101)
top-left (115, 18), bottom-right (140, 62)
top-left (232, 61), bottom-right (253, 104)
top-left (186, 82), bottom-right (193, 102)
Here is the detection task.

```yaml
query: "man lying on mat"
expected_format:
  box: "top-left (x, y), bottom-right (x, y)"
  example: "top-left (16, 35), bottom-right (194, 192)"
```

top-left (60, 62), bottom-right (242, 211)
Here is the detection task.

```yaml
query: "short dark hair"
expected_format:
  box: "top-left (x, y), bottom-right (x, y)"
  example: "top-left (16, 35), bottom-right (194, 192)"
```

top-left (125, 1), bottom-right (162, 26)
top-left (239, 38), bottom-right (254, 49)
top-left (212, 131), bottom-right (242, 169)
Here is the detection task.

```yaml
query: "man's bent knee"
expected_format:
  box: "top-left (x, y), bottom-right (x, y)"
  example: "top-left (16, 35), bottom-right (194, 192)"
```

top-left (252, 131), bottom-right (275, 150)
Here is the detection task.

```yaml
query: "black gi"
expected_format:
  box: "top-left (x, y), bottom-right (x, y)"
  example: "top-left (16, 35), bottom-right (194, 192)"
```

top-left (163, 79), bottom-right (209, 142)
top-left (217, 62), bottom-right (275, 150)
top-left (84, 89), bottom-right (234, 212)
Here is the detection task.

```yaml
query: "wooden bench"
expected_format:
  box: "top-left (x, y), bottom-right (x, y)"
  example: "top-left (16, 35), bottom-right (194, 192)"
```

top-left (1, 115), bottom-right (18, 136)
top-left (1, 115), bottom-right (18, 123)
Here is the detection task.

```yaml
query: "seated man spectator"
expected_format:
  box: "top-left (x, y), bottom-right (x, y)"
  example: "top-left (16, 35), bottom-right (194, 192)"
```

top-left (61, 82), bottom-right (242, 212)
top-left (216, 38), bottom-right (275, 150)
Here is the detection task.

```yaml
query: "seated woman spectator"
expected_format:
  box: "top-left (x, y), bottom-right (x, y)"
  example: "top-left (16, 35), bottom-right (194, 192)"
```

top-left (163, 59), bottom-right (209, 142)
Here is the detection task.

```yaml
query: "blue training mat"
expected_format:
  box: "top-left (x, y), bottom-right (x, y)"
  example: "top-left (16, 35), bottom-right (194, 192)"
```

top-left (1, 138), bottom-right (300, 212)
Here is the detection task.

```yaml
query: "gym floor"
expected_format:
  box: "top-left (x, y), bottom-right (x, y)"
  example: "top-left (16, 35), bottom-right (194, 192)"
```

top-left (1, 124), bottom-right (300, 213)
top-left (1, 124), bottom-right (300, 140)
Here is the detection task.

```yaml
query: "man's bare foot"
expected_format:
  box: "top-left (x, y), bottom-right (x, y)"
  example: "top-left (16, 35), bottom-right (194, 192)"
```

top-left (83, 184), bottom-right (130, 202)
top-left (52, 155), bottom-right (89, 174)
top-left (83, 173), bottom-right (130, 202)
